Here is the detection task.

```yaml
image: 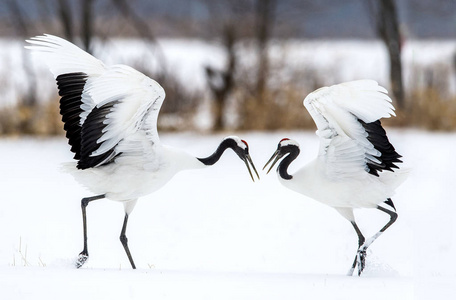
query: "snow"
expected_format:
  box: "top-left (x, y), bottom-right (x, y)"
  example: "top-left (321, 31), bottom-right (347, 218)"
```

top-left (1, 130), bottom-right (455, 299)
top-left (2, 38), bottom-right (456, 107)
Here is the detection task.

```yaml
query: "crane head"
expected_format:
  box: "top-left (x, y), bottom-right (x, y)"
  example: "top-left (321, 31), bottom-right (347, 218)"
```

top-left (223, 136), bottom-right (260, 182)
top-left (263, 138), bottom-right (300, 174)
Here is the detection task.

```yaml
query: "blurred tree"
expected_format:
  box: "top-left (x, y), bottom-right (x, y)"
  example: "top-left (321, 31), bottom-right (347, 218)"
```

top-left (201, 0), bottom-right (280, 130)
top-left (254, 0), bottom-right (277, 103)
top-left (55, 0), bottom-right (95, 53)
top-left (366, 0), bottom-right (404, 109)
top-left (204, 25), bottom-right (236, 131)
top-left (56, 0), bottom-right (75, 42)
top-left (202, 0), bottom-right (249, 131)
top-left (5, 0), bottom-right (37, 106)
top-left (111, 0), bottom-right (158, 43)
top-left (81, 0), bottom-right (95, 52)
top-left (110, 0), bottom-right (199, 120)
top-left (4, 0), bottom-right (38, 133)
top-left (111, 0), bottom-right (167, 72)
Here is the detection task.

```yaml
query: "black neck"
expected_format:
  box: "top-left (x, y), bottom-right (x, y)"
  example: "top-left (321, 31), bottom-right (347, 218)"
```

top-left (278, 146), bottom-right (300, 180)
top-left (197, 139), bottom-right (236, 166)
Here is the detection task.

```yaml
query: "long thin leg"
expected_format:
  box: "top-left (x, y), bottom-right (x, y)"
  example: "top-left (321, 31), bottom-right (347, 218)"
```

top-left (120, 213), bottom-right (136, 269)
top-left (348, 200), bottom-right (398, 276)
top-left (76, 194), bottom-right (105, 268)
top-left (365, 205), bottom-right (398, 248)
top-left (347, 221), bottom-right (365, 276)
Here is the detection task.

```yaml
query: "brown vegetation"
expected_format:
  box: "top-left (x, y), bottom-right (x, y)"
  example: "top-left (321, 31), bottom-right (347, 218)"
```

top-left (2, 75), bottom-right (456, 136)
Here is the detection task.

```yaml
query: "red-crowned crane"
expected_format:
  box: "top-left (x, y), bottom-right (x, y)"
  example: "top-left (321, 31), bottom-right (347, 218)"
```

top-left (27, 35), bottom-right (259, 269)
top-left (264, 80), bottom-right (407, 276)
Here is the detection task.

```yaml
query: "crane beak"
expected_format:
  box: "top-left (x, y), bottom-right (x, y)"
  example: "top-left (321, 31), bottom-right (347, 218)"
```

top-left (243, 153), bottom-right (260, 182)
top-left (263, 149), bottom-right (282, 174)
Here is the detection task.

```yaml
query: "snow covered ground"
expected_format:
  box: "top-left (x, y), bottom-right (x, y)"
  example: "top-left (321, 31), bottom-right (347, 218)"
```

top-left (0, 130), bottom-right (455, 299)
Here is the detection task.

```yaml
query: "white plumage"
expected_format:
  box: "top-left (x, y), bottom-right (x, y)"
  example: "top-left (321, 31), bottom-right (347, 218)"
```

top-left (264, 80), bottom-right (407, 276)
top-left (26, 34), bottom-right (259, 269)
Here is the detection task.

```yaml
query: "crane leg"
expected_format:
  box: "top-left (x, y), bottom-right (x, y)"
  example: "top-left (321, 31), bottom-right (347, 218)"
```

top-left (76, 194), bottom-right (105, 268)
top-left (347, 221), bottom-right (365, 276)
top-left (120, 213), bottom-right (136, 269)
top-left (347, 199), bottom-right (398, 276)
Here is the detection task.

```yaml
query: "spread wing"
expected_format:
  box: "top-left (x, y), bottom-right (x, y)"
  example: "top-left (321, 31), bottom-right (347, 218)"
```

top-left (26, 34), bottom-right (166, 169)
top-left (303, 80), bottom-right (401, 179)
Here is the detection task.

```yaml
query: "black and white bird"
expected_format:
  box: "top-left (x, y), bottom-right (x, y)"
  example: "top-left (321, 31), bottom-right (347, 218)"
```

top-left (26, 34), bottom-right (259, 269)
top-left (263, 80), bottom-right (407, 276)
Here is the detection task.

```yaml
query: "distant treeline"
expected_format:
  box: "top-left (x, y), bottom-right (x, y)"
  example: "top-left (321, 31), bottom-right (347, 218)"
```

top-left (0, 0), bottom-right (455, 39)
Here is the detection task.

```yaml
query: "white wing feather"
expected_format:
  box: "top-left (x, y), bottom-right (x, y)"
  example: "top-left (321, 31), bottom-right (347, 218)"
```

top-left (27, 34), bottom-right (166, 160)
top-left (89, 65), bottom-right (165, 157)
top-left (26, 34), bottom-right (105, 78)
top-left (304, 80), bottom-right (395, 179)
top-left (26, 34), bottom-right (106, 123)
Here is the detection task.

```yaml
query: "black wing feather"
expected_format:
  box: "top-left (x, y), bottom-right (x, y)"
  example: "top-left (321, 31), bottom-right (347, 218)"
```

top-left (77, 99), bottom-right (122, 170)
top-left (359, 119), bottom-right (402, 177)
top-left (56, 72), bottom-right (88, 159)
